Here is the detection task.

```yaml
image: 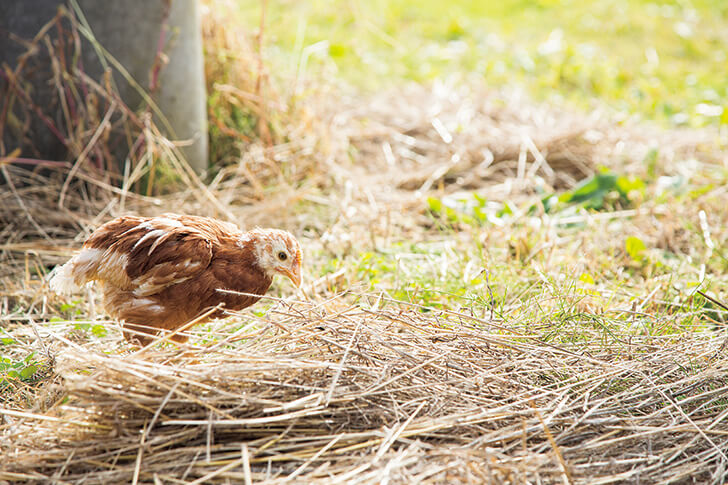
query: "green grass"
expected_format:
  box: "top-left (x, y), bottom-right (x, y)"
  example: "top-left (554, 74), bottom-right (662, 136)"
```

top-left (0, 333), bottom-right (50, 405)
top-left (234, 0), bottom-right (728, 127)
top-left (297, 155), bottom-right (728, 338)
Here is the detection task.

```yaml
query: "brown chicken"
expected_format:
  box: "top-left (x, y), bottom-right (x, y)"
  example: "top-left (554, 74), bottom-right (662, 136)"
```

top-left (49, 214), bottom-right (302, 345)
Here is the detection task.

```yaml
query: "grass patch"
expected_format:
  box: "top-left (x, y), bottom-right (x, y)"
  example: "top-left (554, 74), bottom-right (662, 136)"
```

top-left (233, 0), bottom-right (728, 127)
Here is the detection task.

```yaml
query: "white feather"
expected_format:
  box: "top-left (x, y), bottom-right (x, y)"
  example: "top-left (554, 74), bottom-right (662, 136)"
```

top-left (102, 250), bottom-right (129, 274)
top-left (154, 217), bottom-right (184, 228)
top-left (48, 260), bottom-right (81, 295)
top-left (133, 229), bottom-right (166, 250)
top-left (48, 248), bottom-right (103, 295)
top-left (122, 297), bottom-right (165, 314)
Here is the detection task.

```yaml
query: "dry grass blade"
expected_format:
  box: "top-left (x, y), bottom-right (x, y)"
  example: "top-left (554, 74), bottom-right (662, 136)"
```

top-left (531, 400), bottom-right (573, 485)
top-left (697, 290), bottom-right (728, 313)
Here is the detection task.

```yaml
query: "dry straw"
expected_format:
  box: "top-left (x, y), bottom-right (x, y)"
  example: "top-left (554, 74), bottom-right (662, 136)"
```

top-left (3, 296), bottom-right (728, 483)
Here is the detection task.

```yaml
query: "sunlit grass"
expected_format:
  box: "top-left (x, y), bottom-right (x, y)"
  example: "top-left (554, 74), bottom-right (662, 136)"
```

top-left (232, 0), bottom-right (728, 127)
top-left (293, 157), bottom-right (728, 340)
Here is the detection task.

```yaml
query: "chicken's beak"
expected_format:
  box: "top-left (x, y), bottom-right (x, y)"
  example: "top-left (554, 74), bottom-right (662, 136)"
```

top-left (281, 268), bottom-right (301, 288)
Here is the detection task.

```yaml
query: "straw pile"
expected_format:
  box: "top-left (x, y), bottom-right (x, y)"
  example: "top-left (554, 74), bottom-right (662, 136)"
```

top-left (3, 296), bottom-right (728, 484)
top-left (336, 82), bottom-right (717, 182)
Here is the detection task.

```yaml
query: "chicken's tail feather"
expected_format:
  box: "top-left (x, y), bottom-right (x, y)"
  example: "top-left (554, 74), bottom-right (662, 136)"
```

top-left (48, 248), bottom-right (103, 295)
top-left (48, 260), bottom-right (82, 295)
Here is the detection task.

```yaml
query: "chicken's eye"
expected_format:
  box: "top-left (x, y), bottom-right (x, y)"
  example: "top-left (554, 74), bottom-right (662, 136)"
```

top-left (277, 251), bottom-right (288, 261)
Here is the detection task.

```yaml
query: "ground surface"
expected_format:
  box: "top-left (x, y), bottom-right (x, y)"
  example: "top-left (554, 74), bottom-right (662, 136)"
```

top-left (2, 1), bottom-right (728, 483)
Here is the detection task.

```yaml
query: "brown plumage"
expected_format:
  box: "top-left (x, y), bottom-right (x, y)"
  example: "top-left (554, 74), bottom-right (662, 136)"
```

top-left (49, 214), bottom-right (302, 345)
